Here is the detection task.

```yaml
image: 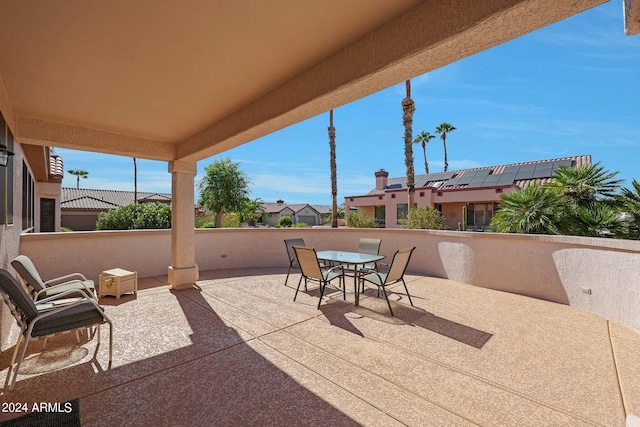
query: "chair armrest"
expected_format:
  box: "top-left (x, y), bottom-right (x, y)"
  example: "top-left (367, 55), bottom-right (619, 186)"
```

top-left (44, 273), bottom-right (88, 286)
top-left (34, 280), bottom-right (94, 301)
top-left (31, 296), bottom-right (106, 330)
top-left (36, 288), bottom-right (92, 305)
top-left (378, 263), bottom-right (391, 273)
top-left (325, 265), bottom-right (345, 275)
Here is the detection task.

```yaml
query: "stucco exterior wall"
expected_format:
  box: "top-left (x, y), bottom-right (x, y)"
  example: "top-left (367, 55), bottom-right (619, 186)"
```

top-left (0, 76), bottom-right (23, 352)
top-left (441, 202), bottom-right (466, 230)
top-left (61, 210), bottom-right (101, 231)
top-left (17, 228), bottom-right (640, 334)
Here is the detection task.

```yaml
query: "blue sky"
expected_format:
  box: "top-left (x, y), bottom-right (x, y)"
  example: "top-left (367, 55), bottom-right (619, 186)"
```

top-left (57, 2), bottom-right (639, 206)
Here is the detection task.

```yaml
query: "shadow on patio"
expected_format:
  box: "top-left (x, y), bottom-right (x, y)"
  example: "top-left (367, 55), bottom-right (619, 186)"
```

top-left (1, 267), bottom-right (639, 426)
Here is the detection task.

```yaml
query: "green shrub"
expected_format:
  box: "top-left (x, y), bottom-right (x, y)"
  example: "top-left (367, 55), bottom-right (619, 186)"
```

top-left (221, 212), bottom-right (241, 228)
top-left (278, 215), bottom-right (293, 227)
top-left (292, 222), bottom-right (310, 228)
top-left (96, 203), bottom-right (171, 230)
top-left (345, 211), bottom-right (379, 228)
top-left (195, 212), bottom-right (216, 228)
top-left (401, 206), bottom-right (446, 230)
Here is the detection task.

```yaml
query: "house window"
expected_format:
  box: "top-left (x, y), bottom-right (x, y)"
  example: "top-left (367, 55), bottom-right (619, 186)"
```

top-left (466, 203), bottom-right (499, 228)
top-left (0, 112), bottom-right (14, 225)
top-left (374, 206), bottom-right (385, 227)
top-left (22, 161), bottom-right (35, 232)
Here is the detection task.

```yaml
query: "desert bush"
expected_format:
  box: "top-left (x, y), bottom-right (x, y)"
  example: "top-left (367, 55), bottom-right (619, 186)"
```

top-left (345, 211), bottom-right (378, 228)
top-left (292, 222), bottom-right (311, 228)
top-left (221, 212), bottom-right (241, 228)
top-left (401, 206), bottom-right (446, 230)
top-left (97, 203), bottom-right (171, 230)
top-left (278, 215), bottom-right (293, 227)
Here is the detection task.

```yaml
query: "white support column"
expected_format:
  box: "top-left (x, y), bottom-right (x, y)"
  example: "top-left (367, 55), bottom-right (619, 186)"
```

top-left (168, 160), bottom-right (199, 289)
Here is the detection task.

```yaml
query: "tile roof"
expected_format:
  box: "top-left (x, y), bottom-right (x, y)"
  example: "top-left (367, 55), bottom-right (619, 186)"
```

top-left (49, 154), bottom-right (64, 179)
top-left (61, 188), bottom-right (172, 210)
top-left (365, 154), bottom-right (591, 195)
top-left (261, 202), bottom-right (320, 215)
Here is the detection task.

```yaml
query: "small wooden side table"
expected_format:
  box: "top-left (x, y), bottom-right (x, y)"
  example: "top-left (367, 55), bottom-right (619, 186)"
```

top-left (99, 268), bottom-right (138, 299)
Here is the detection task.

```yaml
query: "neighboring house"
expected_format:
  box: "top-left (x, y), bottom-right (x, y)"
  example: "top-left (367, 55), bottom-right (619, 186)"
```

top-left (261, 200), bottom-right (323, 226)
top-left (61, 188), bottom-right (171, 231)
top-left (345, 155), bottom-right (591, 230)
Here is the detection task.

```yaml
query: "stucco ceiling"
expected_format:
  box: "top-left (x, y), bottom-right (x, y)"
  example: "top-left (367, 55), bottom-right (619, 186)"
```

top-left (0, 0), bottom-right (607, 162)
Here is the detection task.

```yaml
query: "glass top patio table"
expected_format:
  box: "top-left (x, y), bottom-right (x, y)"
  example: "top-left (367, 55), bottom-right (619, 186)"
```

top-left (316, 250), bottom-right (384, 306)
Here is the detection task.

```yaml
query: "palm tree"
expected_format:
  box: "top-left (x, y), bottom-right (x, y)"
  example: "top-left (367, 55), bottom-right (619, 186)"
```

top-left (413, 131), bottom-right (435, 174)
top-left (133, 157), bottom-right (138, 204)
top-left (67, 169), bottom-right (89, 189)
top-left (435, 122), bottom-right (456, 172)
top-left (617, 179), bottom-right (640, 239)
top-left (402, 80), bottom-right (416, 209)
top-left (328, 110), bottom-right (338, 228)
top-left (548, 162), bottom-right (622, 205)
top-left (491, 184), bottom-right (566, 235)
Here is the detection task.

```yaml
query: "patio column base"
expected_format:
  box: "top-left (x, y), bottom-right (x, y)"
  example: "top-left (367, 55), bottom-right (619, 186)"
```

top-left (168, 265), bottom-right (199, 290)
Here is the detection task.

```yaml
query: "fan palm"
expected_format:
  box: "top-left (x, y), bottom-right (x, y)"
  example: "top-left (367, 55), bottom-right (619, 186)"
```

top-left (435, 122), bottom-right (456, 172)
top-left (548, 162), bottom-right (622, 205)
top-left (491, 184), bottom-right (566, 235)
top-left (413, 131), bottom-right (435, 174)
top-left (616, 179), bottom-right (640, 239)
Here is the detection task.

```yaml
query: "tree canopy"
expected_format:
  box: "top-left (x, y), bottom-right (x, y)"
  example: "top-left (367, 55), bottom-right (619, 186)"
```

top-left (197, 159), bottom-right (251, 228)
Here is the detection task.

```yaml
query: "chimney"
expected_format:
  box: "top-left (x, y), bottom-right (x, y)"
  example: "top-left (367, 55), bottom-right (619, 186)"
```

top-left (276, 199), bottom-right (284, 205)
top-left (375, 169), bottom-right (388, 190)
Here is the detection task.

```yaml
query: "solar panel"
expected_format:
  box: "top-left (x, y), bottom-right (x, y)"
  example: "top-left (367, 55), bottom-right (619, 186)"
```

top-left (503, 165), bottom-right (521, 174)
top-left (440, 172), bottom-right (456, 180)
top-left (456, 171), bottom-right (478, 186)
top-left (531, 167), bottom-right (553, 179)
top-left (473, 169), bottom-right (491, 179)
top-left (443, 177), bottom-right (460, 186)
top-left (482, 174), bottom-right (501, 185)
top-left (553, 159), bottom-right (573, 169)
top-left (515, 169), bottom-right (535, 180)
top-left (518, 164), bottom-right (536, 172)
top-left (496, 172), bottom-right (517, 185)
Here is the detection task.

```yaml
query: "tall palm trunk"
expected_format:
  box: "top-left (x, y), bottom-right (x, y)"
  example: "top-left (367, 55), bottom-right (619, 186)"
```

top-left (422, 141), bottom-right (428, 174)
top-left (328, 110), bottom-right (338, 228)
top-left (402, 80), bottom-right (416, 209)
top-left (442, 135), bottom-right (448, 172)
top-left (133, 157), bottom-right (138, 204)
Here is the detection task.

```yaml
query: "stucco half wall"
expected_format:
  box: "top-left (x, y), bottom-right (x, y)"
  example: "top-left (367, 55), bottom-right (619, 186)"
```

top-left (18, 228), bottom-right (640, 333)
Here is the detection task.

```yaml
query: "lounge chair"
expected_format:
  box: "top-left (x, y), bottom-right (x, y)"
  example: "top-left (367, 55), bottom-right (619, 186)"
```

top-left (358, 247), bottom-right (415, 316)
top-left (11, 255), bottom-right (96, 301)
top-left (0, 269), bottom-right (113, 390)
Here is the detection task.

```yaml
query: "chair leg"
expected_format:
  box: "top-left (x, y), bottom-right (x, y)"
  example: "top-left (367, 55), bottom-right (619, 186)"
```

top-left (381, 286), bottom-right (394, 316)
top-left (284, 264), bottom-right (292, 286)
top-left (11, 334), bottom-right (31, 390)
top-left (293, 276), bottom-right (304, 302)
top-left (317, 281), bottom-right (327, 309)
top-left (10, 335), bottom-right (23, 367)
top-left (402, 279), bottom-right (414, 307)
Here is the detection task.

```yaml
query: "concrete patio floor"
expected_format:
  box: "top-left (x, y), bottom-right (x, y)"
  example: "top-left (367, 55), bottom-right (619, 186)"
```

top-left (1, 268), bottom-right (639, 426)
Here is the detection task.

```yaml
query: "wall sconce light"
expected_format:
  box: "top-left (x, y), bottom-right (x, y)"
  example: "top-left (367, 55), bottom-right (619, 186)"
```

top-left (0, 145), bottom-right (14, 167)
